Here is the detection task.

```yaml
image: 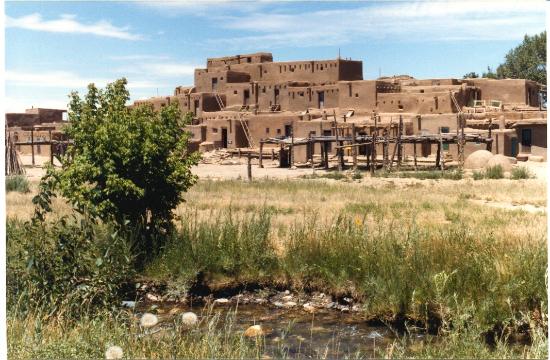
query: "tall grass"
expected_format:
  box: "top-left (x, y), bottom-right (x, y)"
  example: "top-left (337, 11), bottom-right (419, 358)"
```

top-left (6, 175), bottom-right (30, 193)
top-left (144, 208), bottom-right (546, 333)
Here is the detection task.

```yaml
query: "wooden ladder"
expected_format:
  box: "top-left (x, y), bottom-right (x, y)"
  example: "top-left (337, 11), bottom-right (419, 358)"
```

top-left (238, 114), bottom-right (255, 148)
top-left (450, 91), bottom-right (462, 114)
top-left (214, 93), bottom-right (225, 111)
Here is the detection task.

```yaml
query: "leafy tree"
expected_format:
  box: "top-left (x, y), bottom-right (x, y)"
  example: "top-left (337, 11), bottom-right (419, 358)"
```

top-left (496, 31), bottom-right (546, 84)
top-left (463, 72), bottom-right (479, 79)
top-left (482, 66), bottom-right (498, 79)
top-left (42, 78), bottom-right (200, 257)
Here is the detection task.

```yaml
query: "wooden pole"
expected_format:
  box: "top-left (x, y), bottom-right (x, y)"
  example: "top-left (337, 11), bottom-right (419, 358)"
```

top-left (259, 140), bottom-right (264, 168)
top-left (413, 142), bottom-right (418, 171)
top-left (334, 112), bottom-right (342, 172)
top-left (49, 130), bottom-right (54, 165)
top-left (31, 128), bottom-right (35, 167)
top-left (339, 140), bottom-right (345, 169)
top-left (352, 123), bottom-right (357, 170)
top-left (247, 152), bottom-right (252, 181)
top-left (323, 142), bottom-right (329, 170)
top-left (370, 115), bottom-right (377, 175)
top-left (290, 122), bottom-right (295, 168)
top-left (271, 148), bottom-right (275, 161)
top-left (397, 114), bottom-right (403, 167)
top-left (436, 140), bottom-right (442, 170)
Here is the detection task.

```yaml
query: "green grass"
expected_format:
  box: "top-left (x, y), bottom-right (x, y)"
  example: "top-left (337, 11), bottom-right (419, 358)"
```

top-left (375, 169), bottom-right (463, 180)
top-left (511, 166), bottom-right (534, 180)
top-left (485, 165), bottom-right (504, 179)
top-left (6, 175), bottom-right (30, 193)
top-left (7, 177), bottom-right (547, 358)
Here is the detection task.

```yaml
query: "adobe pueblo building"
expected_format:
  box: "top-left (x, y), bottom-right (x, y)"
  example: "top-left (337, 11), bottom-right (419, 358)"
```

top-left (133, 52), bottom-right (546, 168)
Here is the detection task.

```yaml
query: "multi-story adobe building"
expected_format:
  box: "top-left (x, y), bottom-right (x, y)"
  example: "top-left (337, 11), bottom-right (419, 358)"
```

top-left (133, 52), bottom-right (546, 163)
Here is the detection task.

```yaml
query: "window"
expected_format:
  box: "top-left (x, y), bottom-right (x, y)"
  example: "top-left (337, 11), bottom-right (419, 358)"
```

top-left (234, 90), bottom-right (238, 94)
top-left (355, 93), bottom-right (359, 97)
top-left (262, 87), bottom-right (266, 93)
top-left (266, 128), bottom-right (270, 134)
top-left (299, 92), bottom-right (304, 97)
top-left (277, 129), bottom-right (281, 134)
top-left (212, 128), bottom-right (218, 133)
top-left (247, 57), bottom-right (251, 63)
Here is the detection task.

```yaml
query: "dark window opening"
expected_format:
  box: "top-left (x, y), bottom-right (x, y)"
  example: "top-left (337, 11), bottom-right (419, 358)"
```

top-left (266, 128), bottom-right (270, 134)
top-left (277, 129), bottom-right (281, 134)
top-left (212, 78), bottom-right (218, 91)
top-left (355, 93), bottom-right (359, 97)
top-left (521, 128), bottom-right (532, 147)
top-left (247, 57), bottom-right (251, 63)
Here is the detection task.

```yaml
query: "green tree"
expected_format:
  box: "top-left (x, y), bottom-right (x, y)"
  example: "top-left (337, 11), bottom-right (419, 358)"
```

top-left (482, 66), bottom-right (498, 79)
top-left (462, 72), bottom-right (479, 79)
top-left (496, 31), bottom-right (546, 84)
top-left (45, 78), bottom-right (199, 257)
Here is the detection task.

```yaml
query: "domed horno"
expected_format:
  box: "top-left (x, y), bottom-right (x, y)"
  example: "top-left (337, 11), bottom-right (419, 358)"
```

top-left (464, 150), bottom-right (493, 170)
top-left (486, 154), bottom-right (513, 172)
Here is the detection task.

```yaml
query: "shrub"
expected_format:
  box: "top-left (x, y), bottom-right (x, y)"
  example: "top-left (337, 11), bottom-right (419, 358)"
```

top-left (6, 175), bottom-right (30, 193)
top-left (7, 217), bottom-right (134, 318)
top-left (39, 78), bottom-right (200, 261)
top-left (352, 170), bottom-right (363, 180)
top-left (511, 166), bottom-right (533, 180)
top-left (485, 165), bottom-right (504, 179)
top-left (472, 171), bottom-right (484, 180)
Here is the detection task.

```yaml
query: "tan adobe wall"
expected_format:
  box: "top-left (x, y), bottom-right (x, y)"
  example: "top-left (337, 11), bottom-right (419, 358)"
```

top-left (194, 69), bottom-right (251, 93)
top-left (515, 124), bottom-right (547, 159)
top-left (469, 79), bottom-right (538, 106)
top-left (207, 52), bottom-right (273, 69)
top-left (338, 80), bottom-right (378, 111)
top-left (6, 113), bottom-right (40, 127)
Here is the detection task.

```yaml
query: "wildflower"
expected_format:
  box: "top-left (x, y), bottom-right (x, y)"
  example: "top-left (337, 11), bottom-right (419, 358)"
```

top-left (105, 345), bottom-right (123, 359)
top-left (140, 313), bottom-right (158, 328)
top-left (180, 312), bottom-right (198, 328)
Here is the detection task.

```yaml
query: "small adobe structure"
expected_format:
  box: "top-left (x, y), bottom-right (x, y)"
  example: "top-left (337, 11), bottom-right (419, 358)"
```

top-left (132, 52), bottom-right (546, 167)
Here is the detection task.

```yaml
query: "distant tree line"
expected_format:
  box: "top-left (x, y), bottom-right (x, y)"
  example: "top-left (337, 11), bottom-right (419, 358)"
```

top-left (463, 31), bottom-right (546, 85)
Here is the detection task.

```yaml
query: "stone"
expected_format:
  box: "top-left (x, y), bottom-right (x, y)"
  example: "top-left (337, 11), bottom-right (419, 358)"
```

top-left (464, 150), bottom-right (493, 170)
top-left (146, 293), bottom-right (160, 302)
top-left (281, 295), bottom-right (293, 301)
top-left (105, 345), bottom-right (124, 360)
top-left (283, 301), bottom-right (297, 308)
top-left (169, 307), bottom-right (183, 315)
top-left (214, 298), bottom-right (230, 304)
top-left (273, 301), bottom-right (284, 308)
top-left (486, 154), bottom-right (513, 171)
top-left (303, 303), bottom-right (316, 313)
top-left (529, 155), bottom-right (544, 162)
top-left (244, 325), bottom-right (264, 337)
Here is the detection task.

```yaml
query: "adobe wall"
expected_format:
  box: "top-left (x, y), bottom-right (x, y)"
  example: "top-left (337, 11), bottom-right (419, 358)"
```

top-left (337, 81), bottom-right (378, 111)
top-left (6, 113), bottom-right (40, 127)
top-left (207, 52), bottom-right (273, 68)
top-left (194, 69), bottom-right (251, 93)
top-left (469, 79), bottom-right (535, 105)
top-left (516, 123), bottom-right (547, 159)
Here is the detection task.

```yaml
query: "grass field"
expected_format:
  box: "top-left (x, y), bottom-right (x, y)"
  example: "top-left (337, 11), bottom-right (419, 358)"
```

top-left (6, 174), bottom-right (548, 358)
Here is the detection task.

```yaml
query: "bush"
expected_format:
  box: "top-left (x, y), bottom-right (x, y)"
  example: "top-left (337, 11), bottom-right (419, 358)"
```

top-left (39, 78), bottom-right (200, 262)
top-left (485, 165), bottom-right (504, 179)
top-left (511, 166), bottom-right (533, 180)
top-left (7, 217), bottom-right (135, 318)
top-left (352, 170), bottom-right (363, 180)
top-left (6, 175), bottom-right (30, 193)
top-left (472, 171), bottom-right (484, 180)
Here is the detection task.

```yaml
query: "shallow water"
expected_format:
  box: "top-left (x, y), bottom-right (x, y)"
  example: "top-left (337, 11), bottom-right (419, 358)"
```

top-left (139, 302), bottom-right (429, 358)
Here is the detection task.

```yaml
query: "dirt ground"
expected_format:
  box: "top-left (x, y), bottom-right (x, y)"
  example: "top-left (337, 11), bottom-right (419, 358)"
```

top-left (18, 154), bottom-right (547, 182)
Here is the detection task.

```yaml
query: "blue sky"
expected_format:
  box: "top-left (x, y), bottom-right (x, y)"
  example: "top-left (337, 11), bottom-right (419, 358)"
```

top-left (5, 0), bottom-right (546, 112)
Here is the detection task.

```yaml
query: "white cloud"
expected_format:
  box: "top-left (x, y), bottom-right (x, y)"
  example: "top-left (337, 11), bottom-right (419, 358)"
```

top-left (139, 0), bottom-right (266, 16)
top-left (109, 54), bottom-right (171, 61)
top-left (6, 13), bottom-right (143, 40)
top-left (5, 96), bottom-right (68, 113)
top-left (210, 1), bottom-right (545, 49)
top-left (6, 70), bottom-right (166, 90)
